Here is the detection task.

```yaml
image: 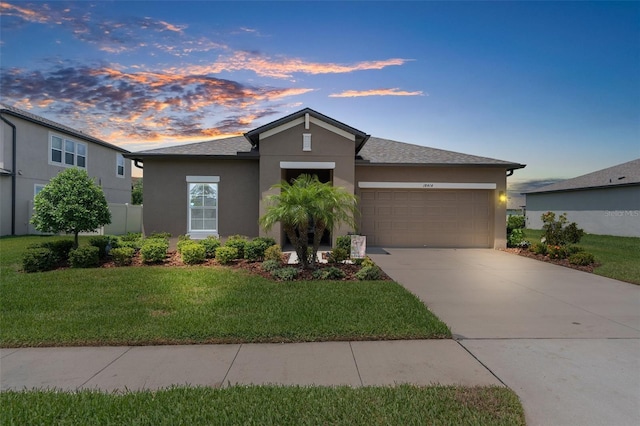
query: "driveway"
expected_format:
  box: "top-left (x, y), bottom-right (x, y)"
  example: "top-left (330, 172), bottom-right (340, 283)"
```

top-left (368, 249), bottom-right (640, 426)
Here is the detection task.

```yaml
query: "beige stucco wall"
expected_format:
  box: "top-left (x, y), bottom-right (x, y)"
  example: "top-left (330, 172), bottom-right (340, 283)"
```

top-left (142, 158), bottom-right (259, 238)
top-left (0, 114), bottom-right (131, 236)
top-left (355, 165), bottom-right (508, 248)
top-left (258, 121), bottom-right (356, 245)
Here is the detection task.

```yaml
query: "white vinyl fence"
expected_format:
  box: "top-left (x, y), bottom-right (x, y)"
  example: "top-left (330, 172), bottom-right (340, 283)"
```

top-left (28, 202), bottom-right (143, 236)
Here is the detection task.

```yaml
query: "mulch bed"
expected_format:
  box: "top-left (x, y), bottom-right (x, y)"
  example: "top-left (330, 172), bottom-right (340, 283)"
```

top-left (502, 248), bottom-right (599, 273)
top-left (100, 251), bottom-right (391, 282)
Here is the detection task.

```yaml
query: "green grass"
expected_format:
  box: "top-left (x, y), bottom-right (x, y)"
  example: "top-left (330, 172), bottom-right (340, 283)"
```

top-left (524, 229), bottom-right (640, 284)
top-left (0, 385), bottom-right (524, 425)
top-left (0, 236), bottom-right (450, 347)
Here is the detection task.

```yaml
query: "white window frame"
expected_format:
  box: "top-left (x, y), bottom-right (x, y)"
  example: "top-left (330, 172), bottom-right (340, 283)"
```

top-left (116, 153), bottom-right (125, 178)
top-left (186, 176), bottom-right (220, 237)
top-left (49, 133), bottom-right (87, 169)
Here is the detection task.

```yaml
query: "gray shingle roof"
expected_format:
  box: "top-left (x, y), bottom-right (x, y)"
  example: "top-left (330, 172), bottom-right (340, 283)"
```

top-left (359, 137), bottom-right (523, 167)
top-left (129, 134), bottom-right (524, 168)
top-left (0, 102), bottom-right (129, 153)
top-left (525, 158), bottom-right (640, 194)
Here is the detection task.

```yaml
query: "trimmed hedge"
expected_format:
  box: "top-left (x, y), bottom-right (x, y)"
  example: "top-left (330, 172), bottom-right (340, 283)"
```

top-left (69, 246), bottom-right (100, 268)
top-left (181, 244), bottom-right (206, 265)
top-left (110, 247), bottom-right (135, 266)
top-left (22, 248), bottom-right (56, 273)
top-left (140, 240), bottom-right (168, 264)
top-left (215, 246), bottom-right (238, 265)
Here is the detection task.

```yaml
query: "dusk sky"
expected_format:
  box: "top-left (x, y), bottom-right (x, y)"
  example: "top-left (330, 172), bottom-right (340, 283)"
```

top-left (1, 1), bottom-right (638, 199)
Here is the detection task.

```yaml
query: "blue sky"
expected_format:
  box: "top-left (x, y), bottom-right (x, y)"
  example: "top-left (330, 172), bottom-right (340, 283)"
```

top-left (1, 1), bottom-right (638, 199)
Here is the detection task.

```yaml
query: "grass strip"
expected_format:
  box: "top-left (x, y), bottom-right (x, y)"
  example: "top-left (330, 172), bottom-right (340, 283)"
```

top-left (0, 385), bottom-right (525, 425)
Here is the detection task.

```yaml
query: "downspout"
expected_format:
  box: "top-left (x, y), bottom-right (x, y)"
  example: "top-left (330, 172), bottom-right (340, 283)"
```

top-left (0, 114), bottom-right (17, 235)
top-left (506, 169), bottom-right (514, 177)
top-left (134, 159), bottom-right (143, 169)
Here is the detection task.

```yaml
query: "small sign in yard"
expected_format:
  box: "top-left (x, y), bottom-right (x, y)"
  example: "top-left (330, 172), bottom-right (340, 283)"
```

top-left (350, 235), bottom-right (366, 259)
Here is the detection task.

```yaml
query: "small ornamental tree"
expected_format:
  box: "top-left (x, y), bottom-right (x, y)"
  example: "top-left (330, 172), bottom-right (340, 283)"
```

top-left (31, 168), bottom-right (112, 248)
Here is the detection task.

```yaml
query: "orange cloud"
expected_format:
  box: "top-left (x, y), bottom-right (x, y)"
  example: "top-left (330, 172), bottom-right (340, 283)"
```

top-left (329, 88), bottom-right (425, 98)
top-left (170, 52), bottom-right (410, 79)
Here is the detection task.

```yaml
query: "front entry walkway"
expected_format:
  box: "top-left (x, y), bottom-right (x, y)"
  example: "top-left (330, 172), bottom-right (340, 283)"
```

top-left (368, 249), bottom-right (640, 426)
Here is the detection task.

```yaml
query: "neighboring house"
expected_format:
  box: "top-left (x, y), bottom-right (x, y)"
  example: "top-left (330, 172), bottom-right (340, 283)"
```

top-left (0, 103), bottom-right (132, 236)
top-left (127, 108), bottom-right (525, 248)
top-left (524, 159), bottom-right (640, 237)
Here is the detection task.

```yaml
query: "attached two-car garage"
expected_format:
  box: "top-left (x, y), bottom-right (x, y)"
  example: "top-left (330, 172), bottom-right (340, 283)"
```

top-left (358, 184), bottom-right (495, 248)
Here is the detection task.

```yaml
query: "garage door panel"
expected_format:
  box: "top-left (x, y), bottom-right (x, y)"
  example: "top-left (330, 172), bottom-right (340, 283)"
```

top-left (360, 189), bottom-right (493, 248)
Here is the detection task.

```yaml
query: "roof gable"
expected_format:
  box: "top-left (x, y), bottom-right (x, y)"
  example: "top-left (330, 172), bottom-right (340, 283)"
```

top-left (525, 158), bottom-right (640, 194)
top-left (244, 108), bottom-right (370, 152)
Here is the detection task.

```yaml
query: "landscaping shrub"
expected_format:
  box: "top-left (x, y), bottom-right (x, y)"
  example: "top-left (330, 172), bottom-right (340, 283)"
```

top-left (362, 257), bottom-right (376, 268)
top-left (507, 215), bottom-right (526, 232)
top-left (569, 252), bottom-right (595, 266)
top-left (89, 235), bottom-right (117, 259)
top-left (39, 239), bottom-right (74, 263)
top-left (253, 236), bottom-right (277, 248)
top-left (355, 265), bottom-right (382, 280)
top-left (547, 245), bottom-right (569, 260)
top-left (177, 238), bottom-right (198, 254)
top-left (564, 222), bottom-right (585, 244)
top-left (181, 243), bottom-right (206, 265)
top-left (149, 232), bottom-right (172, 240)
top-left (69, 246), bottom-right (100, 268)
top-left (244, 239), bottom-right (270, 262)
top-left (199, 236), bottom-right (221, 258)
top-left (530, 242), bottom-right (547, 256)
top-left (215, 246), bottom-right (238, 265)
top-left (225, 235), bottom-right (248, 259)
top-left (110, 247), bottom-right (135, 266)
top-left (264, 244), bottom-right (283, 262)
top-left (140, 240), bottom-right (168, 263)
top-left (22, 247), bottom-right (56, 273)
top-left (328, 247), bottom-right (348, 264)
top-left (271, 266), bottom-right (299, 281)
top-left (541, 212), bottom-right (584, 245)
top-left (336, 235), bottom-right (352, 254)
top-left (120, 232), bottom-right (142, 242)
top-left (566, 245), bottom-right (584, 255)
top-left (118, 239), bottom-right (142, 251)
top-left (261, 259), bottom-right (281, 272)
top-left (507, 228), bottom-right (528, 247)
top-left (313, 266), bottom-right (346, 280)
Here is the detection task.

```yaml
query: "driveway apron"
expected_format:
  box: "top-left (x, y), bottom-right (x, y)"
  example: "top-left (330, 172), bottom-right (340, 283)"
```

top-left (369, 248), bottom-right (640, 426)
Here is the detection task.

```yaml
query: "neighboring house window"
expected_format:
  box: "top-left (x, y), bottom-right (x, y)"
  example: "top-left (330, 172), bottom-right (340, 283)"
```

top-left (50, 134), bottom-right (87, 168)
top-left (187, 176), bottom-right (220, 235)
top-left (116, 153), bottom-right (125, 177)
top-left (34, 184), bottom-right (45, 198)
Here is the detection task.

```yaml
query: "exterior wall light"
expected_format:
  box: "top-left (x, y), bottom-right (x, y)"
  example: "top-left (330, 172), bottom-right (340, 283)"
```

top-left (499, 191), bottom-right (507, 204)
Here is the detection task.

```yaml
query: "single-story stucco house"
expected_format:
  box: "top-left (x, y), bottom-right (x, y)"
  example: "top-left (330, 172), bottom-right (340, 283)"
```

top-left (126, 108), bottom-right (525, 248)
top-left (524, 158), bottom-right (640, 237)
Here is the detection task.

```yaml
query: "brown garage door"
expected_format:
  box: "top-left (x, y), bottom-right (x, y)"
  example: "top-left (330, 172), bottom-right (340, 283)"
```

top-left (360, 189), bottom-right (492, 247)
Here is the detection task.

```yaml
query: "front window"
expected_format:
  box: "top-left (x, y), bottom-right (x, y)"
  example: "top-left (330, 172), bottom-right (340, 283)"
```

top-left (50, 134), bottom-right (86, 168)
top-left (34, 184), bottom-right (45, 198)
top-left (116, 153), bottom-right (125, 177)
top-left (188, 182), bottom-right (218, 233)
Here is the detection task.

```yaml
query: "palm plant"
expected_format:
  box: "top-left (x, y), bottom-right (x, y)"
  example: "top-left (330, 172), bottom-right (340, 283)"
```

top-left (259, 174), bottom-right (358, 269)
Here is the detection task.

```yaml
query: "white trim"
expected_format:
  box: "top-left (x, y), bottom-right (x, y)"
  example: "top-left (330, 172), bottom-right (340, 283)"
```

top-left (280, 161), bottom-right (335, 169)
top-left (260, 117), bottom-right (304, 140)
top-left (116, 153), bottom-right (125, 178)
top-left (186, 175), bottom-right (220, 183)
top-left (34, 183), bottom-right (46, 198)
top-left (48, 132), bottom-right (87, 169)
top-left (309, 117), bottom-right (356, 141)
top-left (187, 181), bottom-right (219, 234)
top-left (305, 113), bottom-right (310, 130)
top-left (358, 182), bottom-right (497, 190)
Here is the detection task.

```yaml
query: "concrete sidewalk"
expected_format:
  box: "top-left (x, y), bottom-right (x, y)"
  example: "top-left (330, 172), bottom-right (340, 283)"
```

top-left (0, 340), bottom-right (502, 392)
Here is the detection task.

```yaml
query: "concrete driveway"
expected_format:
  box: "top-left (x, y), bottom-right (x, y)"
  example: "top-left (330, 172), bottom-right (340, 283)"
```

top-left (369, 249), bottom-right (640, 426)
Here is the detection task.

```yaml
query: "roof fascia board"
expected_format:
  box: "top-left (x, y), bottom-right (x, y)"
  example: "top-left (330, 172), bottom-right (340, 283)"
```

top-left (355, 161), bottom-right (525, 168)
top-left (525, 182), bottom-right (640, 195)
top-left (309, 116), bottom-right (356, 141)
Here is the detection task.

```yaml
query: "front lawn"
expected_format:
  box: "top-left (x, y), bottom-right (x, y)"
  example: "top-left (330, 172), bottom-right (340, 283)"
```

top-left (0, 236), bottom-right (450, 347)
top-left (523, 230), bottom-right (640, 284)
top-left (0, 385), bottom-right (524, 425)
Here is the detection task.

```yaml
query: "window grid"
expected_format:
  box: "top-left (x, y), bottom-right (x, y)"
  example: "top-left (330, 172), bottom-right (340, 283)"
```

top-left (50, 134), bottom-right (86, 169)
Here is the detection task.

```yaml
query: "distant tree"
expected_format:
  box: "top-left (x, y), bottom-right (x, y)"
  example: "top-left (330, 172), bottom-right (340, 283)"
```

top-left (132, 178), bottom-right (143, 204)
top-left (31, 168), bottom-right (111, 248)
